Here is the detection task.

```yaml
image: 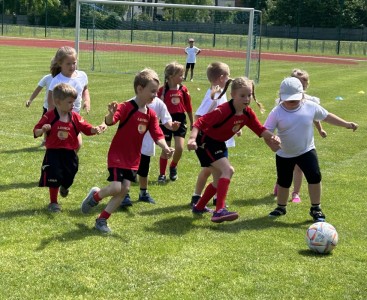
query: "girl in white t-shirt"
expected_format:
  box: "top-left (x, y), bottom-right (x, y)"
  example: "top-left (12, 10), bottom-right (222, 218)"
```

top-left (265, 77), bottom-right (358, 222)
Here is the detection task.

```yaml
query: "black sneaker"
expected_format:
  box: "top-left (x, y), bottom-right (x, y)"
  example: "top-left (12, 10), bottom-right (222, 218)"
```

top-left (139, 192), bottom-right (155, 204)
top-left (192, 205), bottom-right (214, 214)
top-left (59, 186), bottom-right (69, 198)
top-left (310, 206), bottom-right (326, 222)
top-left (158, 175), bottom-right (166, 184)
top-left (169, 167), bottom-right (178, 181)
top-left (190, 195), bottom-right (201, 206)
top-left (268, 206), bottom-right (287, 217)
top-left (120, 193), bottom-right (133, 207)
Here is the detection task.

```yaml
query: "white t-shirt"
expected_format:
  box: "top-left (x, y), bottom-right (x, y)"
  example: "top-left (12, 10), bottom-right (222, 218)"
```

top-left (264, 100), bottom-right (328, 158)
top-left (195, 88), bottom-right (235, 148)
top-left (141, 97), bottom-right (172, 156)
top-left (185, 46), bottom-right (201, 63)
top-left (49, 70), bottom-right (88, 113)
top-left (38, 74), bottom-right (53, 109)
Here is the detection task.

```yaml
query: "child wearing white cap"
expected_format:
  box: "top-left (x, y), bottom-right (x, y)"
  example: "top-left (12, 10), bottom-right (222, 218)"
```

top-left (184, 38), bottom-right (201, 82)
top-left (264, 77), bottom-right (358, 222)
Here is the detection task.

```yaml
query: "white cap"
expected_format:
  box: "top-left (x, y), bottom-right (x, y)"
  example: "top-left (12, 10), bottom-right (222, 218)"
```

top-left (188, 38), bottom-right (195, 42)
top-left (279, 77), bottom-right (304, 101)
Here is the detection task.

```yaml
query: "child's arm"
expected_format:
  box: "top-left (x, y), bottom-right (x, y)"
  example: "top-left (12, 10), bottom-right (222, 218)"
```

top-left (34, 124), bottom-right (51, 138)
top-left (105, 101), bottom-right (118, 125)
top-left (323, 113), bottom-right (358, 131)
top-left (187, 111), bottom-right (194, 130)
top-left (82, 86), bottom-right (91, 114)
top-left (314, 120), bottom-right (327, 138)
top-left (163, 121), bottom-right (181, 132)
top-left (47, 90), bottom-right (55, 111)
top-left (26, 86), bottom-right (43, 107)
top-left (187, 126), bottom-right (199, 151)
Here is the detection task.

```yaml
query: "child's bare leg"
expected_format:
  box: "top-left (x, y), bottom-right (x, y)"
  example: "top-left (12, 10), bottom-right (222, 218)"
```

top-left (293, 165), bottom-right (303, 194)
top-left (194, 167), bottom-right (211, 195)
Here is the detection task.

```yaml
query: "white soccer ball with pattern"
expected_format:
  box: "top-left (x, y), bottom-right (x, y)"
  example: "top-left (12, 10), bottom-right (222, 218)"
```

top-left (305, 222), bottom-right (338, 254)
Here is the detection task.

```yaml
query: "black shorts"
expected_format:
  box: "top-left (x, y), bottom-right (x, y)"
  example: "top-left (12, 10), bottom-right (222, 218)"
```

top-left (195, 131), bottom-right (228, 167)
top-left (107, 167), bottom-right (137, 183)
top-left (160, 113), bottom-right (187, 141)
top-left (137, 154), bottom-right (151, 178)
top-left (276, 149), bottom-right (321, 188)
top-left (186, 63), bottom-right (195, 70)
top-left (39, 148), bottom-right (78, 189)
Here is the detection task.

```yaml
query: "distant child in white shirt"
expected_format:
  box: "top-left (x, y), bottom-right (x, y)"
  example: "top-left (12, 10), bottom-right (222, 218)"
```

top-left (184, 38), bottom-right (201, 82)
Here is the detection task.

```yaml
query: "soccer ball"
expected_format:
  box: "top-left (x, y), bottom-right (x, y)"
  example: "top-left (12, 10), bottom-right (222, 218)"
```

top-left (305, 222), bottom-right (338, 254)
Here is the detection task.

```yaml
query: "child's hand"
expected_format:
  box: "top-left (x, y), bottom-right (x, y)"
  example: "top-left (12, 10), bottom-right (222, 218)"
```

top-left (26, 100), bottom-right (32, 107)
top-left (171, 121), bottom-right (181, 132)
top-left (108, 101), bottom-right (118, 114)
top-left (82, 102), bottom-right (91, 114)
top-left (42, 124), bottom-right (51, 133)
top-left (319, 129), bottom-right (327, 138)
top-left (164, 147), bottom-right (175, 159)
top-left (187, 138), bottom-right (197, 151)
top-left (99, 122), bottom-right (107, 132)
top-left (236, 129), bottom-right (242, 137)
top-left (347, 122), bottom-right (358, 132)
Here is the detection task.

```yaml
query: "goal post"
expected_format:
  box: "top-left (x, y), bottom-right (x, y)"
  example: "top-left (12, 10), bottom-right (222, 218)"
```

top-left (75, 0), bottom-right (262, 83)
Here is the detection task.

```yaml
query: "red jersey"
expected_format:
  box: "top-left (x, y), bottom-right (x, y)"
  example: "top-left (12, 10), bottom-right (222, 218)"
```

top-left (108, 100), bottom-right (164, 170)
top-left (194, 100), bottom-right (266, 142)
top-left (157, 84), bottom-right (192, 114)
top-left (33, 109), bottom-right (95, 150)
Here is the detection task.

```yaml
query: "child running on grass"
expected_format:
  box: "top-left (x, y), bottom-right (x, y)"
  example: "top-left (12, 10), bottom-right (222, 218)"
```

top-left (273, 69), bottom-right (327, 203)
top-left (157, 61), bottom-right (193, 183)
top-left (190, 62), bottom-right (241, 207)
top-left (187, 77), bottom-right (281, 223)
top-left (265, 77), bottom-right (358, 221)
top-left (33, 83), bottom-right (105, 212)
top-left (120, 97), bottom-right (180, 207)
top-left (81, 68), bottom-right (175, 233)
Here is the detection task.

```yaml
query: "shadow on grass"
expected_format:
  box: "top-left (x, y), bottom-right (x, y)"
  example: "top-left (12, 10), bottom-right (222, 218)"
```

top-left (0, 145), bottom-right (44, 154)
top-left (0, 181), bottom-right (39, 192)
top-left (36, 223), bottom-right (126, 251)
top-left (145, 215), bottom-right (197, 236)
top-left (231, 194), bottom-right (276, 207)
top-left (138, 204), bottom-right (190, 216)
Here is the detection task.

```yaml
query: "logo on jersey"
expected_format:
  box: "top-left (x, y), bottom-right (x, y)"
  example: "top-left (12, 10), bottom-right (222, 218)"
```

top-left (138, 123), bottom-right (147, 134)
top-left (57, 130), bottom-right (69, 140)
top-left (171, 97), bottom-right (180, 105)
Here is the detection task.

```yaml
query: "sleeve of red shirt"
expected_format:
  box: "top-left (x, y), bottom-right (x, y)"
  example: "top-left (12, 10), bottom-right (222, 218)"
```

top-left (157, 86), bottom-right (164, 100)
top-left (193, 108), bottom-right (222, 132)
top-left (112, 102), bottom-right (128, 125)
top-left (33, 111), bottom-right (52, 138)
top-left (181, 86), bottom-right (193, 113)
top-left (246, 107), bottom-right (267, 137)
top-left (147, 109), bottom-right (165, 142)
top-left (73, 113), bottom-right (95, 136)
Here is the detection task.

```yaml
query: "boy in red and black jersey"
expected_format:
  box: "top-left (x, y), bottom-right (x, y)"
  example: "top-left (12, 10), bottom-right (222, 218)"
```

top-left (33, 83), bottom-right (105, 212)
top-left (81, 68), bottom-right (174, 233)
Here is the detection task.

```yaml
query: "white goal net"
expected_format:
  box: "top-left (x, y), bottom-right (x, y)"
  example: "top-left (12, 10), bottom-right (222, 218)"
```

top-left (75, 0), bottom-right (262, 83)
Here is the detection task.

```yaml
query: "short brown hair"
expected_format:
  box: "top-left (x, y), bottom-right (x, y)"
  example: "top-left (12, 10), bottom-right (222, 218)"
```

top-left (52, 83), bottom-right (78, 101)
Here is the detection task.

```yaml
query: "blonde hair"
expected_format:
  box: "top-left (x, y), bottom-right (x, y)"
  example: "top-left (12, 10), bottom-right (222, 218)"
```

top-left (216, 77), bottom-right (265, 113)
top-left (52, 83), bottom-right (78, 102)
top-left (206, 62), bottom-right (230, 99)
top-left (50, 46), bottom-right (77, 77)
top-left (291, 69), bottom-right (309, 90)
top-left (133, 68), bottom-right (160, 94)
top-left (161, 61), bottom-right (184, 99)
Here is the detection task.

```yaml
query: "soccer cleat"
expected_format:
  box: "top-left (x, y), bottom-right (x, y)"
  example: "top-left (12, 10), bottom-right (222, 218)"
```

top-left (138, 192), bottom-right (155, 204)
top-left (95, 218), bottom-right (111, 233)
top-left (309, 206), bottom-right (326, 222)
top-left (192, 205), bottom-right (214, 214)
top-left (211, 209), bottom-right (238, 223)
top-left (157, 174), bottom-right (166, 184)
top-left (48, 203), bottom-right (61, 213)
top-left (291, 192), bottom-right (301, 203)
top-left (120, 193), bottom-right (133, 207)
top-left (59, 186), bottom-right (69, 198)
top-left (81, 187), bottom-right (100, 214)
top-left (268, 206), bottom-right (287, 217)
top-left (169, 167), bottom-right (178, 181)
top-left (190, 195), bottom-right (201, 206)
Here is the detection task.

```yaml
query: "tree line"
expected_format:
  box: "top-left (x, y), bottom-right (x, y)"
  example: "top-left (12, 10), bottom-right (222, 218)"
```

top-left (2, 0), bottom-right (367, 28)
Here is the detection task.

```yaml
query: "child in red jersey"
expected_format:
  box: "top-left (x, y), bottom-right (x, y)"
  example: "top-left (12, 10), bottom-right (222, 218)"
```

top-left (81, 68), bottom-right (175, 233)
top-left (157, 61), bottom-right (193, 183)
top-left (33, 83), bottom-right (105, 212)
top-left (187, 77), bottom-right (281, 223)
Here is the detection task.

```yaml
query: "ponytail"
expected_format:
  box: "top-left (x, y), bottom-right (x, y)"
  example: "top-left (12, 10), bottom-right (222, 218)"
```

top-left (211, 78), bottom-right (232, 100)
top-left (251, 81), bottom-right (265, 114)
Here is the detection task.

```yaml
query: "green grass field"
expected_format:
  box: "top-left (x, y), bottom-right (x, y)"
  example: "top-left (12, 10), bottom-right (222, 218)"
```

top-left (0, 45), bottom-right (366, 299)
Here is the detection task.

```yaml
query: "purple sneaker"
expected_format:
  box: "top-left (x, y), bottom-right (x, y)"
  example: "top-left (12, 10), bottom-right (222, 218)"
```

top-left (192, 205), bottom-right (214, 214)
top-left (211, 208), bottom-right (239, 223)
